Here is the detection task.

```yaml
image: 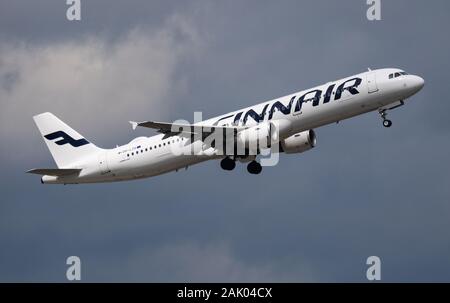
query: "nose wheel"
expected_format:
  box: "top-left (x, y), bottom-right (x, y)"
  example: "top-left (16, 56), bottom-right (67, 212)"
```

top-left (379, 109), bottom-right (393, 128)
top-left (382, 119), bottom-right (392, 128)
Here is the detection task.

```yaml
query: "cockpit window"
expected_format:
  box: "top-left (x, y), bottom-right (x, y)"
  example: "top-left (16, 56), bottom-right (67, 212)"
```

top-left (389, 71), bottom-right (409, 79)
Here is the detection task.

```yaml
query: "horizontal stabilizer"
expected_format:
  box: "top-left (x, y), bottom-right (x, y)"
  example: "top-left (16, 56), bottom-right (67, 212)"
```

top-left (26, 168), bottom-right (81, 176)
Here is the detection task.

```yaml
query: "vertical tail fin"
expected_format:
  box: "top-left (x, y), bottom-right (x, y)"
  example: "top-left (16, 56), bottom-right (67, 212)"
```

top-left (33, 112), bottom-right (102, 168)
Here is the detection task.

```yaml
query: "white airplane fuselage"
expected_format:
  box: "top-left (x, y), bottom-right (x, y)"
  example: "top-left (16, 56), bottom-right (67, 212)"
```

top-left (33, 68), bottom-right (424, 184)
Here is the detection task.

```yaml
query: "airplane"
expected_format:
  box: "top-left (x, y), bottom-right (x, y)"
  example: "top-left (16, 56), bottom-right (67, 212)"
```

top-left (27, 68), bottom-right (424, 184)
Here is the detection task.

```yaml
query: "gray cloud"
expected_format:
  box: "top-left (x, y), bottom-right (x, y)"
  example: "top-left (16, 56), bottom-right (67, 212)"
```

top-left (0, 11), bottom-right (205, 159)
top-left (89, 241), bottom-right (318, 282)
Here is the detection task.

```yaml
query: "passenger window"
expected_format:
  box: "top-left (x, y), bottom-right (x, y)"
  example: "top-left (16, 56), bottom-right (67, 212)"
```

top-left (159, 144), bottom-right (161, 147)
top-left (132, 152), bottom-right (134, 156)
top-left (145, 148), bottom-right (148, 151)
top-left (127, 154), bottom-right (129, 157)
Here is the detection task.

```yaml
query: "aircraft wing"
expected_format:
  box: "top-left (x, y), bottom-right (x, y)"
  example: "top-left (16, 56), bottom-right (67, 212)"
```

top-left (129, 120), bottom-right (245, 137)
top-left (26, 168), bottom-right (81, 176)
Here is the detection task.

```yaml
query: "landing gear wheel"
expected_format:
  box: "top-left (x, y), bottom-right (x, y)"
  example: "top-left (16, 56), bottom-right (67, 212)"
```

top-left (247, 161), bottom-right (262, 175)
top-left (379, 109), bottom-right (393, 128)
top-left (220, 157), bottom-right (236, 171)
top-left (383, 119), bottom-right (392, 128)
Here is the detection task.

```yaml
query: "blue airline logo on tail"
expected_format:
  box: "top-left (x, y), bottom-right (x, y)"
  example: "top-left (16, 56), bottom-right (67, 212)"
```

top-left (44, 131), bottom-right (89, 147)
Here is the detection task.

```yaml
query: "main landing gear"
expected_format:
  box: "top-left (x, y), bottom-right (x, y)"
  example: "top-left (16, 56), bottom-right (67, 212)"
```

top-left (220, 157), bottom-right (236, 171)
top-left (247, 161), bottom-right (262, 175)
top-left (379, 109), bottom-right (393, 128)
top-left (220, 157), bottom-right (262, 175)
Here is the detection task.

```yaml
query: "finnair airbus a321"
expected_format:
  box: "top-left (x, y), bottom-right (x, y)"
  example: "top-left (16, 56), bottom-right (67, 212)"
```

top-left (28, 68), bottom-right (424, 184)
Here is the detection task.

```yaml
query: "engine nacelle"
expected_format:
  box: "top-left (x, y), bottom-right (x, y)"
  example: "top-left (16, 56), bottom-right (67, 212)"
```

top-left (280, 130), bottom-right (317, 154)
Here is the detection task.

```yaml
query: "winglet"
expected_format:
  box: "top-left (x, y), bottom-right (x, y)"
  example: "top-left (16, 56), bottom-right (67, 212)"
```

top-left (130, 121), bottom-right (138, 130)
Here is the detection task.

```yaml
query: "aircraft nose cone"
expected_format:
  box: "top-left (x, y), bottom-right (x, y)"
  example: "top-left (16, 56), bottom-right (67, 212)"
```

top-left (410, 75), bottom-right (425, 92)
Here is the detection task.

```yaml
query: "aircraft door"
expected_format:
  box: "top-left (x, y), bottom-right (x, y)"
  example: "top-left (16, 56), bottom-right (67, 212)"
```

top-left (367, 72), bottom-right (379, 93)
top-left (98, 152), bottom-right (110, 175)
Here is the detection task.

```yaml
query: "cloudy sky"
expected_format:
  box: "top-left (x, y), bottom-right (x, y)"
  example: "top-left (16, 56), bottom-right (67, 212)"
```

top-left (1, 0), bottom-right (449, 282)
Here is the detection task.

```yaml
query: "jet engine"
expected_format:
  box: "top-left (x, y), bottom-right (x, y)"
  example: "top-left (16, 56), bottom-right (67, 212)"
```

top-left (279, 130), bottom-right (317, 154)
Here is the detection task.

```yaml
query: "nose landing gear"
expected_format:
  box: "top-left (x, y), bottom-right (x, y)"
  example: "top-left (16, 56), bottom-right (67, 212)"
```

top-left (378, 100), bottom-right (405, 128)
top-left (379, 109), bottom-right (393, 128)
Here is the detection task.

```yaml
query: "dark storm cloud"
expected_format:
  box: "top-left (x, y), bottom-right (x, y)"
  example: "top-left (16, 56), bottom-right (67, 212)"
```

top-left (1, 0), bottom-right (450, 282)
